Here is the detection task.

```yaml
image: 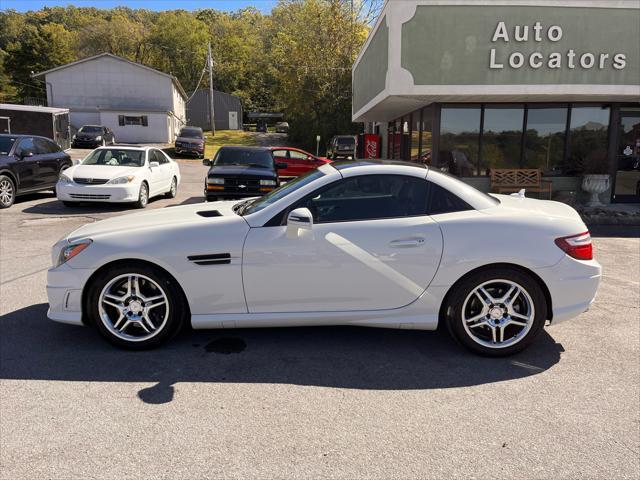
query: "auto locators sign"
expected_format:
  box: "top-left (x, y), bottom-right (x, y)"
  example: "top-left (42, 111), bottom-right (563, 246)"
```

top-left (489, 21), bottom-right (627, 71)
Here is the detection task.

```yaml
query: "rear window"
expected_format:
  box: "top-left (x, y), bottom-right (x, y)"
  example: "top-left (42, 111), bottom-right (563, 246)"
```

top-left (214, 148), bottom-right (273, 169)
top-left (337, 137), bottom-right (355, 146)
top-left (0, 137), bottom-right (16, 155)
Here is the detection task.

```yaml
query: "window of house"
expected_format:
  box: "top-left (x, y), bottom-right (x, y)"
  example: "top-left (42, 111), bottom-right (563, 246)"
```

top-left (118, 115), bottom-right (149, 127)
top-left (439, 107), bottom-right (481, 176)
top-left (411, 111), bottom-right (421, 162)
top-left (420, 106), bottom-right (434, 166)
top-left (481, 105), bottom-right (525, 176)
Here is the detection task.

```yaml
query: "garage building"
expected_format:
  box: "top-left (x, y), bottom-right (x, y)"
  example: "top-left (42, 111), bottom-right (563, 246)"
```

top-left (186, 89), bottom-right (243, 131)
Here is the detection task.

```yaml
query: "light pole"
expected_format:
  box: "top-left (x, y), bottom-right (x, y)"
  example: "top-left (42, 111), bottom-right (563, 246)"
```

top-left (208, 42), bottom-right (216, 136)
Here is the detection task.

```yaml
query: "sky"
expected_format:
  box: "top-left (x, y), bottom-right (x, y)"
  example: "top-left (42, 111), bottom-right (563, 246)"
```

top-left (0, 0), bottom-right (279, 13)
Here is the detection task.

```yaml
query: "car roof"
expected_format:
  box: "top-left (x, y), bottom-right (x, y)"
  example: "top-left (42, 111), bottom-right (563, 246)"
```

top-left (79, 125), bottom-right (104, 128)
top-left (95, 145), bottom-right (151, 151)
top-left (181, 126), bottom-right (203, 131)
top-left (218, 146), bottom-right (270, 151)
top-left (0, 133), bottom-right (52, 140)
top-left (331, 160), bottom-right (427, 171)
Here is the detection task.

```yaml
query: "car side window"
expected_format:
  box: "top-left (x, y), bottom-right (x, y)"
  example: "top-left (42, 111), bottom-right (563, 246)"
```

top-left (46, 139), bottom-right (61, 153)
top-left (289, 151), bottom-right (309, 161)
top-left (15, 137), bottom-right (35, 156)
top-left (272, 150), bottom-right (289, 159)
top-left (427, 182), bottom-right (473, 215)
top-left (155, 150), bottom-right (169, 164)
top-left (296, 175), bottom-right (429, 224)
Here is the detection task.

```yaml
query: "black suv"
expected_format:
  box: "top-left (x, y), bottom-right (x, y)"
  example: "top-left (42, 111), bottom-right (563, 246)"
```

top-left (203, 146), bottom-right (286, 201)
top-left (327, 135), bottom-right (357, 160)
top-left (72, 125), bottom-right (115, 148)
top-left (0, 134), bottom-right (72, 208)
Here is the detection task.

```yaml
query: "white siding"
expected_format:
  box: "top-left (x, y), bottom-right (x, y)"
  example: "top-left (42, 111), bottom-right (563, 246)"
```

top-left (99, 111), bottom-right (170, 143)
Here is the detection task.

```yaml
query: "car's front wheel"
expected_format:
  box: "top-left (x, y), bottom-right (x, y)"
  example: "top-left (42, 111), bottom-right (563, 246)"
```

top-left (135, 182), bottom-right (149, 208)
top-left (165, 177), bottom-right (177, 198)
top-left (86, 263), bottom-right (187, 349)
top-left (445, 267), bottom-right (547, 356)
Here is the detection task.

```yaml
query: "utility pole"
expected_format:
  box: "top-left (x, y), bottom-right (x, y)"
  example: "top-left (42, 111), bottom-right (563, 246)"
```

top-left (208, 42), bottom-right (216, 136)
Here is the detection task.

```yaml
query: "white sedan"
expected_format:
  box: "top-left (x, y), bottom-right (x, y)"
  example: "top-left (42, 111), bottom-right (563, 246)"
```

top-left (57, 146), bottom-right (180, 208)
top-left (47, 161), bottom-right (601, 356)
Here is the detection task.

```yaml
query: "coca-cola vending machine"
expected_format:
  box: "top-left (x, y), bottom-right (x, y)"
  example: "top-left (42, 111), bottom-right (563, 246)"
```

top-left (357, 133), bottom-right (381, 159)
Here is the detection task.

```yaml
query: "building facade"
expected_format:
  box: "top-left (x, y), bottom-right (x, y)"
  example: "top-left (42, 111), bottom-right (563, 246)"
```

top-left (352, 0), bottom-right (640, 203)
top-left (186, 89), bottom-right (243, 131)
top-left (33, 53), bottom-right (187, 143)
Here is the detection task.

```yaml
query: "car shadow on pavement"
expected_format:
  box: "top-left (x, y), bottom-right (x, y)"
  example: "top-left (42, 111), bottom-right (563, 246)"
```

top-left (1, 304), bottom-right (564, 405)
top-left (21, 197), bottom-right (166, 215)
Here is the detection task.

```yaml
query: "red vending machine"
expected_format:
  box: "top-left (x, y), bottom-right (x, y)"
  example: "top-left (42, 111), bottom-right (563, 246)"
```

top-left (357, 133), bottom-right (381, 159)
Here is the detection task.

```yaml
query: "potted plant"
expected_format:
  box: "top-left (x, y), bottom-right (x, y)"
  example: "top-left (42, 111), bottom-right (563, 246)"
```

top-left (580, 149), bottom-right (610, 207)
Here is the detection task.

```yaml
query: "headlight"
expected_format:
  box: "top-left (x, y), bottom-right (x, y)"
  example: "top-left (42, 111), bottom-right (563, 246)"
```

top-left (95, 136), bottom-right (102, 141)
top-left (260, 179), bottom-right (276, 186)
top-left (107, 175), bottom-right (135, 184)
top-left (59, 173), bottom-right (73, 183)
top-left (208, 178), bottom-right (224, 185)
top-left (72, 134), bottom-right (76, 140)
top-left (57, 240), bottom-right (92, 267)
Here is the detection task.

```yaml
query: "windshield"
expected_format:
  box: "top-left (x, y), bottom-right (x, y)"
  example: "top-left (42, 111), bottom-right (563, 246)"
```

top-left (179, 128), bottom-right (203, 138)
top-left (337, 137), bottom-right (355, 146)
top-left (0, 137), bottom-right (16, 155)
top-left (239, 169), bottom-right (326, 216)
top-left (214, 148), bottom-right (273, 168)
top-left (78, 126), bottom-right (102, 134)
top-left (81, 149), bottom-right (145, 167)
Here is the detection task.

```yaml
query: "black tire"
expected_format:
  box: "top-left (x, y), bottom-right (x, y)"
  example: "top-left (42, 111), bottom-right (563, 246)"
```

top-left (63, 201), bottom-right (79, 207)
top-left (85, 263), bottom-right (188, 350)
top-left (444, 267), bottom-right (547, 357)
top-left (0, 174), bottom-right (16, 209)
top-left (135, 182), bottom-right (149, 209)
top-left (165, 176), bottom-right (177, 198)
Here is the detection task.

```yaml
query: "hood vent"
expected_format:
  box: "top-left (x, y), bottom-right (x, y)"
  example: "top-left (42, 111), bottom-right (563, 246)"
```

top-left (197, 210), bottom-right (222, 218)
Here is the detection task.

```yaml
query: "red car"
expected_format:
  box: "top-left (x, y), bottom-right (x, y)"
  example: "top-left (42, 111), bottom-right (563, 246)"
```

top-left (269, 147), bottom-right (331, 180)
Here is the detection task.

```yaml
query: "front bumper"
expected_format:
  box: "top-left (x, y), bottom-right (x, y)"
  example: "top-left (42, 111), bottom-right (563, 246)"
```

top-left (72, 140), bottom-right (100, 148)
top-left (47, 263), bottom-right (95, 326)
top-left (57, 181), bottom-right (140, 203)
top-left (534, 255), bottom-right (602, 324)
top-left (175, 144), bottom-right (204, 155)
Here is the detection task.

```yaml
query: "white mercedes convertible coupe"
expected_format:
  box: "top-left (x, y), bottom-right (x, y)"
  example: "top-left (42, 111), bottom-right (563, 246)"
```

top-left (47, 161), bottom-right (601, 356)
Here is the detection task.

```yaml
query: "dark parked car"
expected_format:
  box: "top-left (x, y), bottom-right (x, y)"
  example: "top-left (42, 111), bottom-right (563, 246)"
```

top-left (175, 126), bottom-right (205, 158)
top-left (72, 125), bottom-right (115, 148)
top-left (275, 121), bottom-right (289, 134)
top-left (202, 146), bottom-right (286, 201)
top-left (0, 134), bottom-right (72, 208)
top-left (327, 135), bottom-right (357, 160)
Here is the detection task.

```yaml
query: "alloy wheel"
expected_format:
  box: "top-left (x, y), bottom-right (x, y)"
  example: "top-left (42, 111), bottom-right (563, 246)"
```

top-left (461, 279), bottom-right (535, 349)
top-left (0, 178), bottom-right (14, 207)
top-left (98, 273), bottom-right (170, 342)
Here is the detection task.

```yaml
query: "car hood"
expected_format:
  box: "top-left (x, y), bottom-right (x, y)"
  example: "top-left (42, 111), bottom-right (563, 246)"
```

top-left (66, 200), bottom-right (244, 243)
top-left (65, 164), bottom-right (143, 180)
top-left (176, 136), bottom-right (204, 143)
top-left (76, 132), bottom-right (101, 138)
top-left (208, 165), bottom-right (276, 178)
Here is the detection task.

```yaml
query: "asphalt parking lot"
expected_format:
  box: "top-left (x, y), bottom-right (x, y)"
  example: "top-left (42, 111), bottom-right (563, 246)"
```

top-left (0, 151), bottom-right (639, 479)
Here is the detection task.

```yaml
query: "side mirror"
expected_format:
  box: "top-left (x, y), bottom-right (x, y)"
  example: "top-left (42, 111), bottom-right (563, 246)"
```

top-left (202, 159), bottom-right (212, 167)
top-left (20, 149), bottom-right (34, 159)
top-left (275, 162), bottom-right (288, 170)
top-left (149, 161), bottom-right (160, 168)
top-left (287, 208), bottom-right (313, 233)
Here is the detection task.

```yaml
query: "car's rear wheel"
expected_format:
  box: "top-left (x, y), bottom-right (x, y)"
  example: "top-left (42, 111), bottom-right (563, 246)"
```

top-left (0, 175), bottom-right (16, 209)
top-left (86, 264), bottom-right (187, 349)
top-left (445, 267), bottom-right (546, 356)
top-left (165, 177), bottom-right (177, 198)
top-left (135, 182), bottom-right (148, 208)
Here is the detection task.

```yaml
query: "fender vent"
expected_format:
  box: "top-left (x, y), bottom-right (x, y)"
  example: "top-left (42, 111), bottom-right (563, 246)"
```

top-left (197, 210), bottom-right (222, 218)
top-left (188, 253), bottom-right (231, 265)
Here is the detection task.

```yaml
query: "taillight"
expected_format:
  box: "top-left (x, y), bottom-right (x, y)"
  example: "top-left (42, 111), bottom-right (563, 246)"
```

top-left (555, 231), bottom-right (593, 260)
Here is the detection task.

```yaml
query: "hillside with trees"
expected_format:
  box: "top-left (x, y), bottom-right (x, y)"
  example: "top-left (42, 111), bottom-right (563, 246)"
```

top-left (0, 0), bottom-right (381, 149)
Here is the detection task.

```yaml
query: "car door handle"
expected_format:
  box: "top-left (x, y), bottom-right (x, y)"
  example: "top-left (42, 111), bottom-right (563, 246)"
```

top-left (389, 238), bottom-right (425, 248)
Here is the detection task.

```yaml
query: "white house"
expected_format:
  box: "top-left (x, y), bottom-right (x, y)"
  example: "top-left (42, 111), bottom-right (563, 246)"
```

top-left (33, 53), bottom-right (187, 143)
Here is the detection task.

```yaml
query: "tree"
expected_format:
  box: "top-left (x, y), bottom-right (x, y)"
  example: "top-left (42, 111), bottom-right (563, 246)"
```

top-left (5, 23), bottom-right (76, 100)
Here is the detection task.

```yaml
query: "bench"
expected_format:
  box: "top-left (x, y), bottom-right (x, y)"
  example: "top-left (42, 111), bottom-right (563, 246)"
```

top-left (490, 169), bottom-right (552, 199)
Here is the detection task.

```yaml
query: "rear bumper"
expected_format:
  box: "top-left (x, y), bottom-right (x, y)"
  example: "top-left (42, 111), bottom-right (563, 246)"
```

top-left (534, 256), bottom-right (602, 324)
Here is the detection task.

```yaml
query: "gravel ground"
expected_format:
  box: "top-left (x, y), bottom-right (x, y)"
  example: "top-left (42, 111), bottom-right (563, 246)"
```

top-left (0, 155), bottom-right (638, 479)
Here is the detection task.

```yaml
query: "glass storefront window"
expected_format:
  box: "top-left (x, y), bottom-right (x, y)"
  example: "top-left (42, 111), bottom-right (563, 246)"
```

top-left (481, 105), bottom-right (524, 176)
top-left (419, 106), bottom-right (433, 165)
top-left (567, 106), bottom-right (610, 175)
top-left (524, 107), bottom-right (568, 174)
top-left (440, 107), bottom-right (481, 176)
top-left (411, 112), bottom-right (420, 162)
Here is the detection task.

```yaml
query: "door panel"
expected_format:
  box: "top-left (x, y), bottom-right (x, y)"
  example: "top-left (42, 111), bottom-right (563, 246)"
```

top-left (13, 138), bottom-right (39, 190)
top-left (614, 112), bottom-right (640, 202)
top-left (243, 217), bottom-right (443, 313)
top-left (34, 138), bottom-right (59, 186)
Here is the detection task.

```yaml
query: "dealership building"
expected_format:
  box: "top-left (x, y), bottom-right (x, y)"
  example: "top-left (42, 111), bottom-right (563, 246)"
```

top-left (352, 0), bottom-right (640, 203)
